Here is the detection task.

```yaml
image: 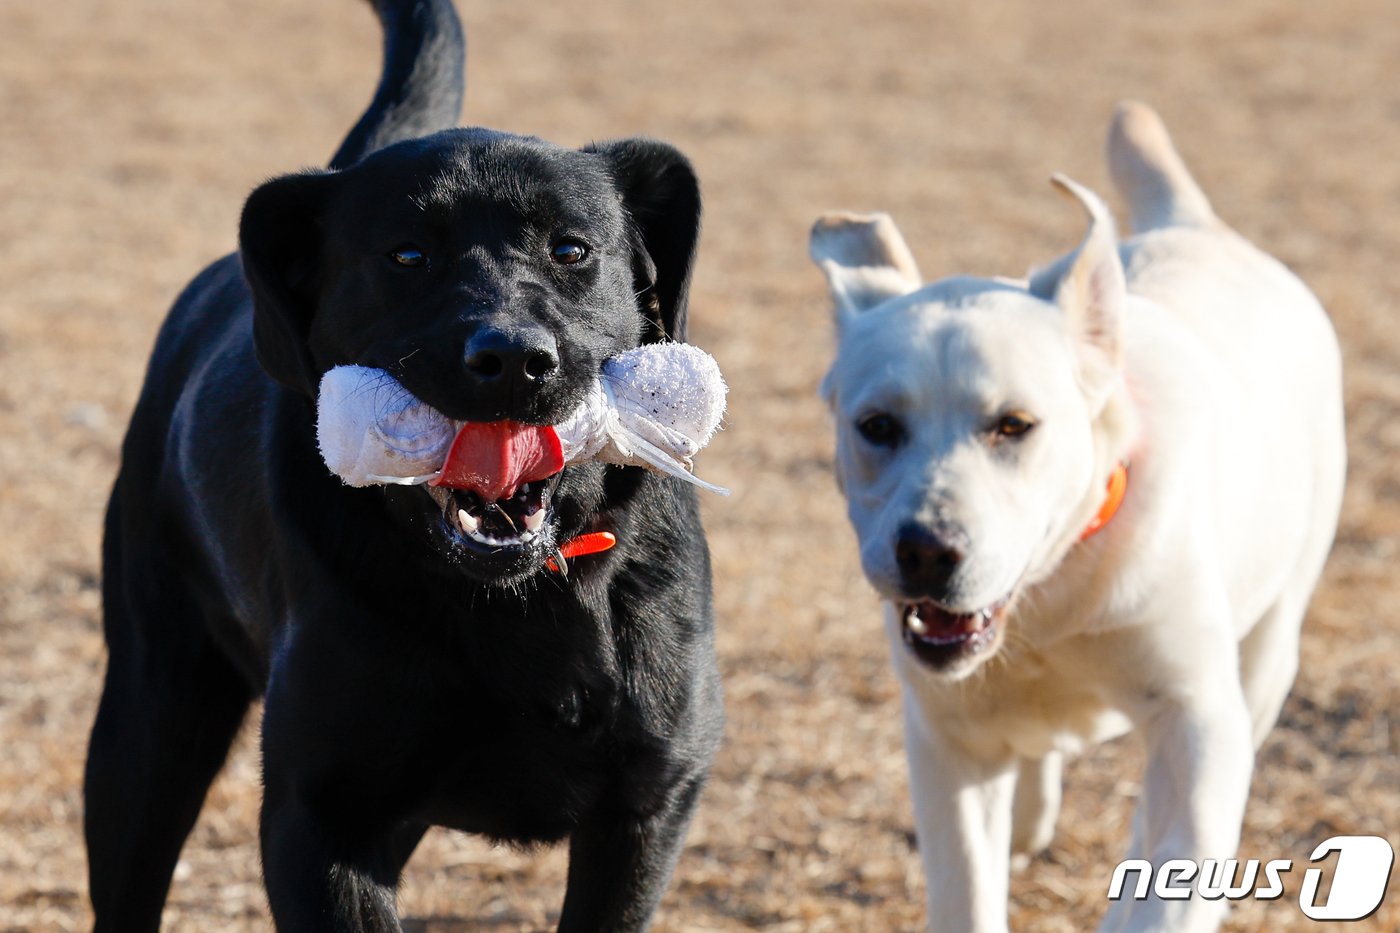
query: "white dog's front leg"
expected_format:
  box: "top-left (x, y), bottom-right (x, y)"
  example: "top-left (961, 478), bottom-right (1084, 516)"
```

top-left (903, 694), bottom-right (1017, 933)
top-left (1105, 660), bottom-right (1255, 933)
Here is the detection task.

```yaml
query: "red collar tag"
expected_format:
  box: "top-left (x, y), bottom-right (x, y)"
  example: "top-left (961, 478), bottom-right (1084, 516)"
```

top-left (1079, 462), bottom-right (1129, 542)
top-left (545, 531), bottom-right (617, 575)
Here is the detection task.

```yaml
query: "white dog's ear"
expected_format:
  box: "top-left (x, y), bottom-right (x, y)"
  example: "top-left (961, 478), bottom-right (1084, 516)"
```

top-left (1050, 174), bottom-right (1125, 368)
top-left (809, 212), bottom-right (921, 325)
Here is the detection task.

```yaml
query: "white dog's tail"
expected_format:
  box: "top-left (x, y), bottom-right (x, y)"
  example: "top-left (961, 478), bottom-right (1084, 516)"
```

top-left (1107, 101), bottom-right (1218, 233)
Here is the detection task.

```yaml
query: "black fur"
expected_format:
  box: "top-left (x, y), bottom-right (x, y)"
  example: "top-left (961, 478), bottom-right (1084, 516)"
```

top-left (83, 2), bottom-right (722, 930)
top-left (329, 0), bottom-right (465, 170)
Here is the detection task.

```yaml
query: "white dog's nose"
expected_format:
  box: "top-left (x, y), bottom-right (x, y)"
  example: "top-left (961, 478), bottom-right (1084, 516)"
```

top-left (895, 524), bottom-right (965, 599)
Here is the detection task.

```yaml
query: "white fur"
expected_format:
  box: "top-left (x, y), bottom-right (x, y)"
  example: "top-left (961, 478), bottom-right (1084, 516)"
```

top-left (810, 101), bottom-right (1345, 933)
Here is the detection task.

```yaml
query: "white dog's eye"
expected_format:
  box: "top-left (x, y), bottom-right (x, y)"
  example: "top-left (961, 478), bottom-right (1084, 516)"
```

top-left (992, 411), bottom-right (1037, 439)
top-left (856, 412), bottom-right (904, 448)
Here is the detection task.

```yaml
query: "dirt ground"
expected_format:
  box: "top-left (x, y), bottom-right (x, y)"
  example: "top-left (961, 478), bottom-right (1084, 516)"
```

top-left (2, 0), bottom-right (1398, 930)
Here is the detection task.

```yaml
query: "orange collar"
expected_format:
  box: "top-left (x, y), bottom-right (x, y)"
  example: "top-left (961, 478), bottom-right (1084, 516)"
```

top-left (1079, 462), bottom-right (1129, 542)
top-left (545, 531), bottom-right (617, 575)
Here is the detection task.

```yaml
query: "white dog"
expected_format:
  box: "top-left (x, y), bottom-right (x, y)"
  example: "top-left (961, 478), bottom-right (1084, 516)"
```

top-left (808, 102), bottom-right (1345, 932)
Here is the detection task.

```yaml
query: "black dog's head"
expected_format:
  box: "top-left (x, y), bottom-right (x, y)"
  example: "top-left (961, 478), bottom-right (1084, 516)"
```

top-left (238, 128), bottom-right (701, 583)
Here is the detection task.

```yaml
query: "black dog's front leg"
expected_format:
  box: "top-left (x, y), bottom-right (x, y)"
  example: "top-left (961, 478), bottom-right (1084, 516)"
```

top-left (259, 676), bottom-right (427, 933)
top-left (557, 771), bottom-right (709, 933)
top-left (260, 782), bottom-right (427, 933)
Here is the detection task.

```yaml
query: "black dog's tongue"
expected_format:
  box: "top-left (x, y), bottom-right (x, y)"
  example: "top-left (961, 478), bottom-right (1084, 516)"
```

top-left (431, 421), bottom-right (564, 501)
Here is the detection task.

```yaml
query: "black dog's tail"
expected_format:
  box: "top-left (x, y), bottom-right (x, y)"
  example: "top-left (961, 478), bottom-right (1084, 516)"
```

top-left (328, 0), bottom-right (465, 170)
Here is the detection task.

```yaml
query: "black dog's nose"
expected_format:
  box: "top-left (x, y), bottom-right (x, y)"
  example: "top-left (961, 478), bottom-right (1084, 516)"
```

top-left (463, 328), bottom-right (560, 383)
top-left (895, 524), bottom-right (965, 598)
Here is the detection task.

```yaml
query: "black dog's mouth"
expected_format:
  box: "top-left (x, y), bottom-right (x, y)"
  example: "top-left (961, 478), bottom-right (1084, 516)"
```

top-left (897, 598), bottom-right (1008, 674)
top-left (426, 473), bottom-right (562, 561)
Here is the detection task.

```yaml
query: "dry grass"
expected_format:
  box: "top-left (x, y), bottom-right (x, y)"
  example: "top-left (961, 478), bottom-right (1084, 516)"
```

top-left (2, 0), bottom-right (1398, 930)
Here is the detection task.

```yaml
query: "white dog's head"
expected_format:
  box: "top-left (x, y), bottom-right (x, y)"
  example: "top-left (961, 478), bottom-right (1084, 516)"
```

top-left (811, 177), bottom-right (1136, 679)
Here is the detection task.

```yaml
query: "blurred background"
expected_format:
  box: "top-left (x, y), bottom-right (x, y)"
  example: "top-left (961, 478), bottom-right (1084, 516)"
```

top-left (1, 0), bottom-right (1397, 929)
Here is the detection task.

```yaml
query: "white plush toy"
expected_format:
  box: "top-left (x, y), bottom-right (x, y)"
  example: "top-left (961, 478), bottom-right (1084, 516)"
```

top-left (316, 342), bottom-right (729, 496)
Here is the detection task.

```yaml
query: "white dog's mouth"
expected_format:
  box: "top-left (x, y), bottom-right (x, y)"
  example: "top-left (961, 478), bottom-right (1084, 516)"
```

top-left (898, 598), bottom-right (1009, 673)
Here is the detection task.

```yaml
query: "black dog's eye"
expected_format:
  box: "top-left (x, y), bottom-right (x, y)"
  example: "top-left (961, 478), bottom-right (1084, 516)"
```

top-left (993, 411), bottom-right (1037, 439)
top-left (389, 245), bottom-right (427, 268)
top-left (856, 413), bottom-right (904, 448)
top-left (550, 239), bottom-right (589, 265)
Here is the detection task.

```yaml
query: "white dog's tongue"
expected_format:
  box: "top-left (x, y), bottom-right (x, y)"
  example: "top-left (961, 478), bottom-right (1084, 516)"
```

top-left (430, 421), bottom-right (565, 501)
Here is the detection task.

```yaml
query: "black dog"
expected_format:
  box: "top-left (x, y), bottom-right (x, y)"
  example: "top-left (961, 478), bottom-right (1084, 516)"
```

top-left (84, 2), bottom-right (722, 930)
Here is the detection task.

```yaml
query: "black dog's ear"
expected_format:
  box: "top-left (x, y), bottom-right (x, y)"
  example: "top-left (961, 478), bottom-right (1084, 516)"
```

top-left (238, 170), bottom-right (338, 396)
top-left (587, 139), bottom-right (702, 343)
